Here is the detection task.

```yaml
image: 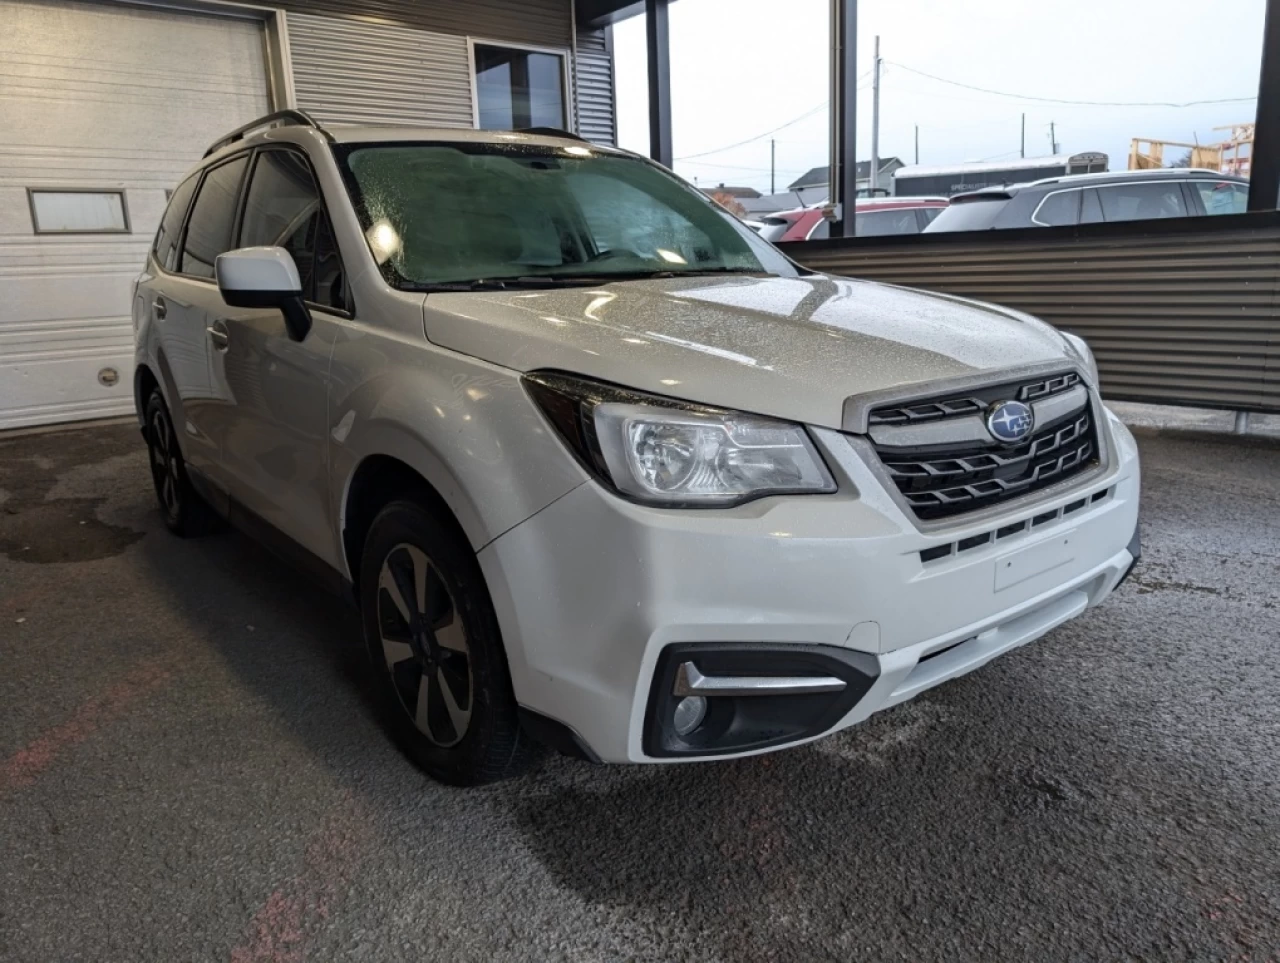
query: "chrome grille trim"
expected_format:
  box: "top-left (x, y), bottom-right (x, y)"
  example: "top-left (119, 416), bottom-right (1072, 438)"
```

top-left (868, 371), bottom-right (1081, 426)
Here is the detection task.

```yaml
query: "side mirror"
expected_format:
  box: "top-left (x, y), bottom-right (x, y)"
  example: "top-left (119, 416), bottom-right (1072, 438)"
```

top-left (215, 247), bottom-right (312, 341)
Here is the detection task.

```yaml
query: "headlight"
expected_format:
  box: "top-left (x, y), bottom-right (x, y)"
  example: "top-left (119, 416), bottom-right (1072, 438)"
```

top-left (1062, 332), bottom-right (1099, 387)
top-left (524, 373), bottom-right (836, 507)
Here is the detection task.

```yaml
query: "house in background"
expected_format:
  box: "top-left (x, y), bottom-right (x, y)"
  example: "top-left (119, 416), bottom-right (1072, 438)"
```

top-left (789, 157), bottom-right (906, 197)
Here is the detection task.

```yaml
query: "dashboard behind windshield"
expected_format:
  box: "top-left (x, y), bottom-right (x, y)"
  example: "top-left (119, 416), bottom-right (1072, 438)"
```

top-left (335, 141), bottom-right (801, 288)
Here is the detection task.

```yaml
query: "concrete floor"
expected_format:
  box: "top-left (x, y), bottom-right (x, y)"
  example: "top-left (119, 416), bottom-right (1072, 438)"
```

top-left (2, 420), bottom-right (1278, 962)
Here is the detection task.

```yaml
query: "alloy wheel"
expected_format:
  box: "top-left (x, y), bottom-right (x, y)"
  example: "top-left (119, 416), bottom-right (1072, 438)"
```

top-left (149, 407), bottom-right (180, 519)
top-left (377, 543), bottom-right (473, 748)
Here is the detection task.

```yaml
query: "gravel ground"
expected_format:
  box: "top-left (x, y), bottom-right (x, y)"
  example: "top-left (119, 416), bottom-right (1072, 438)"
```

top-left (1, 420), bottom-right (1278, 963)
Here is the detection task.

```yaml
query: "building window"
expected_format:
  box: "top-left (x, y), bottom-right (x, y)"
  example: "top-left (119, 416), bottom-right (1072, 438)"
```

top-left (472, 43), bottom-right (566, 130)
top-left (29, 190), bottom-right (129, 234)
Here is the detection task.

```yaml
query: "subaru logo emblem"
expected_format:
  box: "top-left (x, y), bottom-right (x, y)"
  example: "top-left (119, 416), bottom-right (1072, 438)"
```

top-left (986, 400), bottom-right (1035, 444)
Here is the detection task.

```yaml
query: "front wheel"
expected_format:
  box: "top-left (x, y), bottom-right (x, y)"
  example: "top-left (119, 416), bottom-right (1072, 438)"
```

top-left (359, 501), bottom-right (530, 786)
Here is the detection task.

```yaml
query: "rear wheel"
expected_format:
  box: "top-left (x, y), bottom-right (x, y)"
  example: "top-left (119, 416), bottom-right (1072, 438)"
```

top-left (144, 390), bottom-right (222, 537)
top-left (360, 500), bottom-right (529, 785)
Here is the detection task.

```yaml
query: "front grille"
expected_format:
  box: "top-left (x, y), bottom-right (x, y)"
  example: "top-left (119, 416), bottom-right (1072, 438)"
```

top-left (868, 372), bottom-right (1080, 427)
top-left (868, 374), bottom-right (1099, 521)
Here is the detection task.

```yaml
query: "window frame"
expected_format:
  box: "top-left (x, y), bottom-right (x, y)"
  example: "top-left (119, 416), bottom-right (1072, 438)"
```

top-left (467, 36), bottom-right (573, 133)
top-left (27, 187), bottom-right (131, 235)
top-left (1030, 188), bottom-right (1083, 227)
top-left (172, 151), bottom-right (253, 283)
top-left (237, 145), bottom-right (353, 318)
top-left (1090, 178), bottom-right (1193, 224)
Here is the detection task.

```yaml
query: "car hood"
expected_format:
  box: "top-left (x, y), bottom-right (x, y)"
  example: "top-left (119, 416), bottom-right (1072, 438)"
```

top-left (421, 274), bottom-right (1076, 430)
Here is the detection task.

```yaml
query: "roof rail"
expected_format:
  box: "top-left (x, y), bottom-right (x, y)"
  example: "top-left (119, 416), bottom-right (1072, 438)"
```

top-left (516, 126), bottom-right (589, 143)
top-left (204, 109), bottom-right (332, 157)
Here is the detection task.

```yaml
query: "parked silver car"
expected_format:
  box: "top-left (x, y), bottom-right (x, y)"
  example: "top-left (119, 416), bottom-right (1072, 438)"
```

top-left (134, 112), bottom-right (1141, 785)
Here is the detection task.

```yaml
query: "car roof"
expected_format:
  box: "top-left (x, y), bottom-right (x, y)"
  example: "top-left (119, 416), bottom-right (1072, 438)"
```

top-left (950, 168), bottom-right (1249, 203)
top-left (203, 118), bottom-right (628, 166)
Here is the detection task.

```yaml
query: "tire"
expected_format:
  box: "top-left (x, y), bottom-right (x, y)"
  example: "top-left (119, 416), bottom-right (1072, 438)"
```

top-left (359, 500), bottom-right (530, 786)
top-left (144, 389), bottom-right (223, 537)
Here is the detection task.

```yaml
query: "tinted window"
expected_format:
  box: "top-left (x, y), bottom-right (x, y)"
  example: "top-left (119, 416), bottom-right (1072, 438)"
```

top-left (923, 198), bottom-right (1009, 232)
top-left (1080, 189), bottom-right (1104, 224)
top-left (1096, 182), bottom-right (1188, 222)
top-left (240, 150), bottom-right (346, 310)
top-left (474, 45), bottom-right (565, 130)
top-left (1033, 190), bottom-right (1080, 226)
top-left (181, 156), bottom-right (249, 279)
top-left (918, 207), bottom-right (944, 227)
top-left (808, 218), bottom-right (830, 240)
top-left (154, 174), bottom-right (199, 270)
top-left (857, 209), bottom-right (921, 236)
top-left (1193, 180), bottom-right (1249, 215)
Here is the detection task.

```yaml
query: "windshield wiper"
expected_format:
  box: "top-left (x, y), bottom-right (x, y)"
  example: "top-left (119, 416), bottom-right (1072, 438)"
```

top-left (406, 276), bottom-right (603, 292)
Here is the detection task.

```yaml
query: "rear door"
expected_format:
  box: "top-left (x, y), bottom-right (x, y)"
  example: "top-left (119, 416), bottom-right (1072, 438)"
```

top-left (204, 147), bottom-right (348, 564)
top-left (151, 154), bottom-right (251, 477)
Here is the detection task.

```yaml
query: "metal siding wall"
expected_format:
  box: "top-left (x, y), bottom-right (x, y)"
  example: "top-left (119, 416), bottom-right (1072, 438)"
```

top-left (274, 0), bottom-right (570, 48)
top-left (787, 221), bottom-right (1280, 414)
top-left (576, 26), bottom-right (616, 144)
top-left (287, 13), bottom-right (473, 127)
top-left (0, 0), bottom-right (270, 429)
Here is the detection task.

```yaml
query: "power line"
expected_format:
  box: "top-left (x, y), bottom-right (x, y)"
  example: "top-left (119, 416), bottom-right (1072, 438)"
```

top-left (886, 60), bottom-right (1257, 109)
top-left (674, 70), bottom-right (873, 162)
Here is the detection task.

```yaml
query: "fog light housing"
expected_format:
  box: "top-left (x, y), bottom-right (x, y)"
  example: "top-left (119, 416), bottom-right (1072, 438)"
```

top-left (672, 695), bottom-right (707, 736)
top-left (643, 642), bottom-right (880, 758)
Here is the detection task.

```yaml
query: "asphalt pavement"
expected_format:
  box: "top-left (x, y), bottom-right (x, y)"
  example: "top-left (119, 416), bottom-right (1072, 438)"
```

top-left (2, 419), bottom-right (1278, 962)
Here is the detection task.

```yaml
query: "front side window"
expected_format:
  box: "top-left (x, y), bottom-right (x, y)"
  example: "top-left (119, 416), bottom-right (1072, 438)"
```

top-left (338, 142), bottom-right (801, 288)
top-left (473, 44), bottom-right (565, 130)
top-left (239, 150), bottom-right (346, 311)
top-left (181, 156), bottom-right (249, 279)
top-left (1096, 182), bottom-right (1188, 222)
top-left (154, 174), bottom-right (199, 270)
top-left (1193, 180), bottom-right (1249, 215)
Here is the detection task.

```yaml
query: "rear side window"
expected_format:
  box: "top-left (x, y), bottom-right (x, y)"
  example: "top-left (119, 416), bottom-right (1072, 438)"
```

top-left (1193, 180), bottom-right (1249, 215)
top-left (153, 174), bottom-right (199, 271)
top-left (181, 155), bottom-right (249, 279)
top-left (1032, 190), bottom-right (1080, 226)
top-left (918, 207), bottom-right (944, 227)
top-left (1096, 182), bottom-right (1188, 222)
top-left (856, 209), bottom-right (921, 236)
top-left (239, 150), bottom-right (347, 311)
top-left (923, 198), bottom-right (1009, 232)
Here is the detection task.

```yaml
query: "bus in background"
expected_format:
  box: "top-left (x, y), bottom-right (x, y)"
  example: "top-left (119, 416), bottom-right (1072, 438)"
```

top-left (893, 152), bottom-right (1109, 197)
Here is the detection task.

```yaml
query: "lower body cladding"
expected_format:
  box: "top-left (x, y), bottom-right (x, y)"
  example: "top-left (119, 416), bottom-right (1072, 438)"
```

top-left (480, 410), bottom-right (1141, 764)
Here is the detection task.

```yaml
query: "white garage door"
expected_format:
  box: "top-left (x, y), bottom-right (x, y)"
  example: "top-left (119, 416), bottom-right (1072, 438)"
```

top-left (0, 0), bottom-right (271, 429)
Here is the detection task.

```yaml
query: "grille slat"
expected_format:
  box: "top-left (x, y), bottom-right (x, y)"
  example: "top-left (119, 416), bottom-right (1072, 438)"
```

top-left (869, 372), bottom-right (1080, 427)
top-left (870, 374), bottom-right (1099, 521)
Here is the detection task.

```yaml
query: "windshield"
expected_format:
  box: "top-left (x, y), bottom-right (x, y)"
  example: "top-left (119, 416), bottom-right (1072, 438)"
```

top-left (923, 197), bottom-right (1010, 233)
top-left (336, 142), bottom-right (803, 288)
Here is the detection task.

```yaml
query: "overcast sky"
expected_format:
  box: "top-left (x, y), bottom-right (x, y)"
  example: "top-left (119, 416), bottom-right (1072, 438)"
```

top-left (612, 0), bottom-right (1266, 194)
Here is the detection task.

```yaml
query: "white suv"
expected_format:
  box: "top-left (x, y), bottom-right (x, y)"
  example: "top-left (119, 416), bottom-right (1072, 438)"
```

top-left (133, 112), bottom-right (1141, 784)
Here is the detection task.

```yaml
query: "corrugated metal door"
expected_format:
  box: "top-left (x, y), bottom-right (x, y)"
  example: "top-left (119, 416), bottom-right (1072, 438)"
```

top-left (575, 27), bottom-right (616, 144)
top-left (0, 0), bottom-right (270, 429)
top-left (288, 13), bottom-right (475, 128)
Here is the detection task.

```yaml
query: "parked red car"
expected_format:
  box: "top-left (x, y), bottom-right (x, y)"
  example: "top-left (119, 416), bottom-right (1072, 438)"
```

top-left (761, 197), bottom-right (949, 242)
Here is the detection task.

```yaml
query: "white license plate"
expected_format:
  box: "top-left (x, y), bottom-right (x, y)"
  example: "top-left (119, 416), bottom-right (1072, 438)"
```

top-left (994, 530), bottom-right (1076, 592)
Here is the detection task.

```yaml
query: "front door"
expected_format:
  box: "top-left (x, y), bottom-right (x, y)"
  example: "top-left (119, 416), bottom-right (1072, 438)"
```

top-left (205, 148), bottom-right (348, 566)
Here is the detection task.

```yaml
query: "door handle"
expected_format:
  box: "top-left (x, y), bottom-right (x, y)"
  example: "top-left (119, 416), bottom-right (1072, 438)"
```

top-left (206, 322), bottom-right (230, 351)
top-left (152, 297), bottom-right (167, 321)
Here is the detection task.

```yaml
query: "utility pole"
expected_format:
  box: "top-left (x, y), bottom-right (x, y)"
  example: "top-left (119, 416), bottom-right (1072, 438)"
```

top-left (914, 125), bottom-right (919, 164)
top-left (830, 0), bottom-right (858, 237)
top-left (771, 139), bottom-right (776, 195)
top-left (1020, 113), bottom-right (1026, 158)
top-left (1049, 121), bottom-right (1058, 154)
top-left (870, 34), bottom-right (882, 192)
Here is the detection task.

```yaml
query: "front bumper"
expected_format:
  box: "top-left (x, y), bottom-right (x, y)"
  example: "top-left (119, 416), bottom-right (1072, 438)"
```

top-left (479, 410), bottom-right (1141, 763)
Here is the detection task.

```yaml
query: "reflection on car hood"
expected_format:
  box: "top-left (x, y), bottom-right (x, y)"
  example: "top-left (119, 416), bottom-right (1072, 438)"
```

top-left (420, 274), bottom-right (1076, 430)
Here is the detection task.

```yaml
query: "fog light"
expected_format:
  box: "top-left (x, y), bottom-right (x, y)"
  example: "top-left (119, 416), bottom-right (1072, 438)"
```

top-left (672, 696), bottom-right (707, 737)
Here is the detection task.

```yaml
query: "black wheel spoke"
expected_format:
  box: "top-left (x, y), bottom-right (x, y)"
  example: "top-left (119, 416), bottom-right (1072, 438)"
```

top-left (378, 541), bottom-right (473, 749)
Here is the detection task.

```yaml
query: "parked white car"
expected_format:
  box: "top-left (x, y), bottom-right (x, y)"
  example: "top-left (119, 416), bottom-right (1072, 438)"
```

top-left (134, 112), bottom-right (1141, 784)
